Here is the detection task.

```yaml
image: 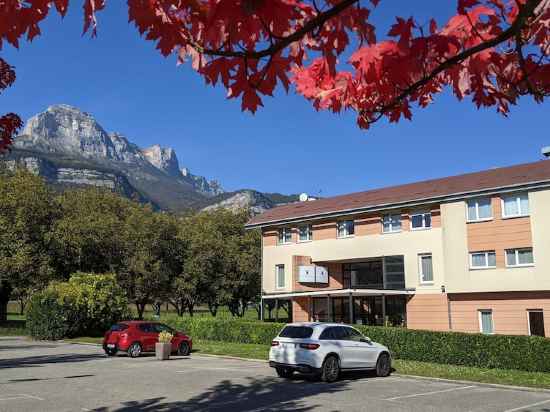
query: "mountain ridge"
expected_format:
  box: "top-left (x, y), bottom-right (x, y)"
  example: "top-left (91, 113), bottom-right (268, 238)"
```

top-left (2, 104), bottom-right (297, 213)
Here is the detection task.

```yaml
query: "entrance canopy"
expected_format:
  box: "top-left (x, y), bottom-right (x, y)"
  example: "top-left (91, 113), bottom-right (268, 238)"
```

top-left (263, 288), bottom-right (415, 300)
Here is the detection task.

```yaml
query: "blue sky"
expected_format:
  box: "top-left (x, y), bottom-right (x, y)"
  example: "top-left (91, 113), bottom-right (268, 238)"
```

top-left (2, 1), bottom-right (548, 196)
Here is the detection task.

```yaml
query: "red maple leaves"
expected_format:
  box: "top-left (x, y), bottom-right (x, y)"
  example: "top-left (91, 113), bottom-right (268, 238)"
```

top-left (0, 0), bottom-right (549, 150)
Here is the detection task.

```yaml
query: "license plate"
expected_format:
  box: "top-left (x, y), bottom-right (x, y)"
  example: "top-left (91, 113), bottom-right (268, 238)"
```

top-left (107, 344), bottom-right (115, 348)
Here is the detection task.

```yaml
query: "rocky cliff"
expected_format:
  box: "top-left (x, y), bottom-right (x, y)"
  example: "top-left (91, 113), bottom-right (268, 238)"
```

top-left (3, 105), bottom-right (296, 212)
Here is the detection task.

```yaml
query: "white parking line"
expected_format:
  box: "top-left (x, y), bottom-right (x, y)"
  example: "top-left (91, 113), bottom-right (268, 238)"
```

top-left (0, 394), bottom-right (44, 402)
top-left (176, 366), bottom-right (263, 373)
top-left (384, 385), bottom-right (476, 401)
top-left (503, 398), bottom-right (550, 412)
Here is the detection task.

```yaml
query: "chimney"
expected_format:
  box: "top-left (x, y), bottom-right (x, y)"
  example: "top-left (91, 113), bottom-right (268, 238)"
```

top-left (542, 146), bottom-right (550, 158)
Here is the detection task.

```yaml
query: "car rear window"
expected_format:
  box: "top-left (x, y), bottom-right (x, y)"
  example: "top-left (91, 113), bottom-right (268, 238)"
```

top-left (279, 326), bottom-right (313, 339)
top-left (110, 323), bottom-right (128, 332)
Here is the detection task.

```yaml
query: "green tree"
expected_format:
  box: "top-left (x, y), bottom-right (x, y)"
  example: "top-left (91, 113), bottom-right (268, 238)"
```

top-left (49, 188), bottom-right (132, 276)
top-left (223, 213), bottom-right (261, 318)
top-left (0, 169), bottom-right (57, 321)
top-left (118, 206), bottom-right (179, 320)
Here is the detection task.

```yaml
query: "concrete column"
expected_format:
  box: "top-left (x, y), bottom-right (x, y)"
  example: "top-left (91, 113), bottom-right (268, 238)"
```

top-left (381, 295), bottom-right (386, 326)
top-left (260, 297), bottom-right (264, 321)
top-left (327, 295), bottom-right (332, 322)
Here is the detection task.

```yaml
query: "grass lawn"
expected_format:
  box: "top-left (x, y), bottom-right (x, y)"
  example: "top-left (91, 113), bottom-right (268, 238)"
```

top-left (60, 337), bottom-right (550, 390)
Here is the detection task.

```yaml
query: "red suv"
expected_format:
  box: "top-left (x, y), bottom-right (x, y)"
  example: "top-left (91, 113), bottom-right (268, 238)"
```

top-left (103, 321), bottom-right (192, 358)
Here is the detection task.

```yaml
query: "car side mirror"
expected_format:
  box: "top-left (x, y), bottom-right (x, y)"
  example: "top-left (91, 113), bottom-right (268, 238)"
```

top-left (361, 337), bottom-right (372, 344)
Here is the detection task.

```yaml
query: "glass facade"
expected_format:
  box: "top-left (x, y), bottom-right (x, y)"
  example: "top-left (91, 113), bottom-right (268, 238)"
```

top-left (343, 256), bottom-right (405, 290)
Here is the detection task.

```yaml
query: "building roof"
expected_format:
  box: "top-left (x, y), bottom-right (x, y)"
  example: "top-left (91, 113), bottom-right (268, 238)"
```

top-left (246, 160), bottom-right (550, 228)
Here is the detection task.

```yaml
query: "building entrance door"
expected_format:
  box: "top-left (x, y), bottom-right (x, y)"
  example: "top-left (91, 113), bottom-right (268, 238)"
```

top-left (528, 310), bottom-right (545, 337)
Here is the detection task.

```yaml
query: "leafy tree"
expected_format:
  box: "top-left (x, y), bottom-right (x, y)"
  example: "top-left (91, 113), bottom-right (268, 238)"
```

top-left (171, 209), bottom-right (260, 318)
top-left (224, 214), bottom-right (261, 318)
top-left (1, 0), bottom-right (549, 151)
top-left (50, 188), bottom-right (132, 277)
top-left (177, 210), bottom-right (230, 317)
top-left (118, 206), bottom-right (179, 320)
top-left (0, 169), bottom-right (57, 322)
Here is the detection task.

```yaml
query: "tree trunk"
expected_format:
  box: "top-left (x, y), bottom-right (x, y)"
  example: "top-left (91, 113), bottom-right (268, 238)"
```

top-left (135, 302), bottom-right (146, 320)
top-left (208, 303), bottom-right (218, 317)
top-left (0, 282), bottom-right (12, 323)
top-left (19, 297), bottom-right (26, 316)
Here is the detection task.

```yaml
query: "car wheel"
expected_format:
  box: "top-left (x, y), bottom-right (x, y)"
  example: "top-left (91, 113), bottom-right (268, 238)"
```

top-left (275, 367), bottom-right (294, 379)
top-left (104, 347), bottom-right (117, 357)
top-left (177, 341), bottom-right (190, 356)
top-left (321, 355), bottom-right (340, 383)
top-left (128, 342), bottom-right (142, 358)
top-left (376, 353), bottom-right (391, 377)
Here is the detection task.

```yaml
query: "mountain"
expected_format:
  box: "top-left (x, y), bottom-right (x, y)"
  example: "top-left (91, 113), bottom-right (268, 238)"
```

top-left (2, 104), bottom-right (297, 212)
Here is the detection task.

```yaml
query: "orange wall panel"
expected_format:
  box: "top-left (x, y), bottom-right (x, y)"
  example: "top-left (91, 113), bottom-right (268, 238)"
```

top-left (406, 294), bottom-right (450, 331)
top-left (449, 292), bottom-right (550, 336)
top-left (292, 257), bottom-right (344, 292)
top-left (466, 196), bottom-right (532, 268)
top-left (355, 214), bottom-right (381, 236)
top-left (263, 230), bottom-right (278, 247)
top-left (313, 221), bottom-right (337, 240)
top-left (293, 297), bottom-right (310, 322)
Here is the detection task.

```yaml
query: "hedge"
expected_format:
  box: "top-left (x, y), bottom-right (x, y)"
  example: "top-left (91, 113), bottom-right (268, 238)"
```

top-left (163, 317), bottom-right (550, 373)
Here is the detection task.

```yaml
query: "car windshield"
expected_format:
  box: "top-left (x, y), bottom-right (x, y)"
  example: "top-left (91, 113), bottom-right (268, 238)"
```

top-left (279, 326), bottom-right (314, 339)
top-left (110, 323), bottom-right (128, 332)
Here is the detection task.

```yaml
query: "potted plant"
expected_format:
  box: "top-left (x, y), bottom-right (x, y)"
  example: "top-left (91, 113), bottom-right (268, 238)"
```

top-left (156, 331), bottom-right (173, 360)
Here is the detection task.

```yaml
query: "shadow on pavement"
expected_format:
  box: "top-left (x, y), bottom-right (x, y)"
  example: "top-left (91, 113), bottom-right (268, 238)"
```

top-left (92, 375), bottom-right (350, 411)
top-left (0, 352), bottom-right (105, 369)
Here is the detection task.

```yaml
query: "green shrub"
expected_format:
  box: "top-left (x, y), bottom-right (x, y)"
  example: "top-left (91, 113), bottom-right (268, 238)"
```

top-left (162, 317), bottom-right (550, 373)
top-left (27, 273), bottom-right (131, 340)
top-left (26, 289), bottom-right (69, 340)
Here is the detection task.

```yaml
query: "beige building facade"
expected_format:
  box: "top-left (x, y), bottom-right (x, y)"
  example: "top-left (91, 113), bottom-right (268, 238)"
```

top-left (247, 161), bottom-right (550, 337)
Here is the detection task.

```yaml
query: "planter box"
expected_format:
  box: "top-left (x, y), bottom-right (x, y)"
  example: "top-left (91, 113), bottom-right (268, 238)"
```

top-left (155, 342), bottom-right (171, 360)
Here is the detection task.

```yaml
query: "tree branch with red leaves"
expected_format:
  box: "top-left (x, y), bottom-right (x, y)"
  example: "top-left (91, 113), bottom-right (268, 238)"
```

top-left (0, 0), bottom-right (549, 151)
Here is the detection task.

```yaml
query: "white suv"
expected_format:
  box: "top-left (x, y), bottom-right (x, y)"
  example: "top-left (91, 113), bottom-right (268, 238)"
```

top-left (269, 322), bottom-right (391, 382)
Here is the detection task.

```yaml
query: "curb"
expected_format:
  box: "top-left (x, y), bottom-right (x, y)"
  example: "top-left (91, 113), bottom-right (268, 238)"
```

top-left (193, 352), bottom-right (267, 363)
top-left (395, 373), bottom-right (550, 394)
top-left (60, 340), bottom-right (102, 347)
top-left (65, 340), bottom-right (267, 363)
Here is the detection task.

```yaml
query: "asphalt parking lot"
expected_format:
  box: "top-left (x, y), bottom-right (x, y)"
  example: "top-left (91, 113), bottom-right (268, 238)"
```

top-left (1, 337), bottom-right (550, 412)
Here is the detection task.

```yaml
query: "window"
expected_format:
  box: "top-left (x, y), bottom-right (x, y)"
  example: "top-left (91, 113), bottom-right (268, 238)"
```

top-left (153, 323), bottom-right (174, 333)
top-left (337, 220), bottom-right (355, 237)
top-left (343, 327), bottom-right (364, 342)
top-left (277, 228), bottom-right (292, 244)
top-left (479, 310), bottom-right (494, 334)
top-left (110, 323), bottom-right (128, 332)
top-left (467, 198), bottom-right (492, 221)
top-left (411, 212), bottom-right (432, 230)
top-left (470, 251), bottom-right (496, 269)
top-left (418, 254), bottom-right (434, 283)
top-left (383, 214), bottom-right (402, 233)
top-left (502, 193), bottom-right (529, 218)
top-left (276, 264), bottom-right (285, 289)
top-left (279, 326), bottom-right (313, 339)
top-left (506, 248), bottom-right (534, 267)
top-left (298, 224), bottom-right (313, 242)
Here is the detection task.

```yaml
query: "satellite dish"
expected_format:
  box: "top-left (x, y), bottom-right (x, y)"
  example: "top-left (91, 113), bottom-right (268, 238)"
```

top-left (299, 193), bottom-right (309, 202)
